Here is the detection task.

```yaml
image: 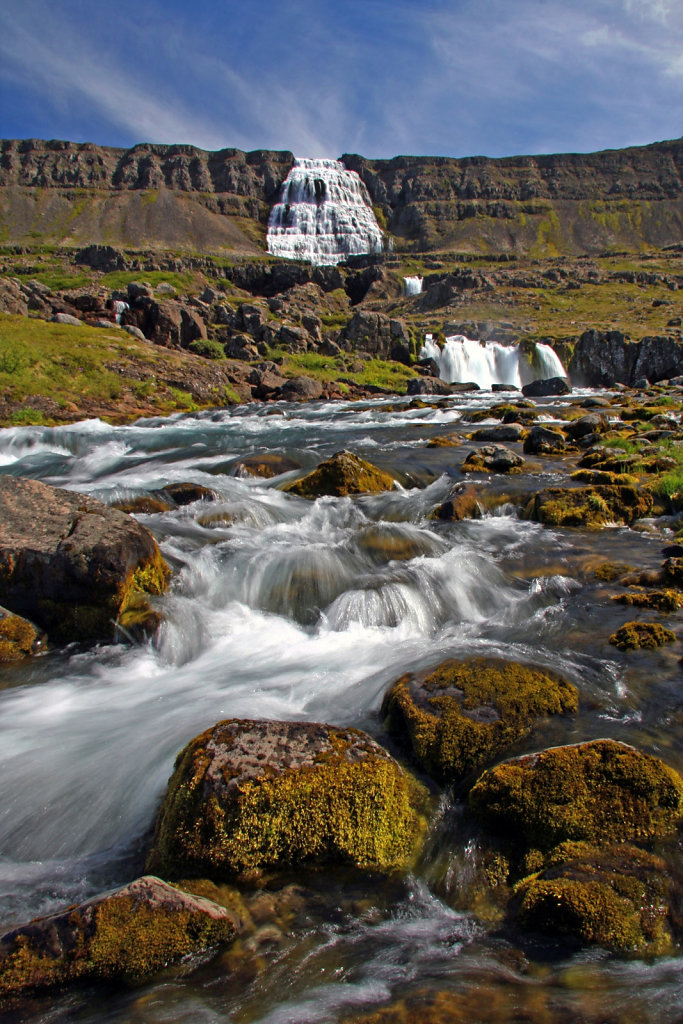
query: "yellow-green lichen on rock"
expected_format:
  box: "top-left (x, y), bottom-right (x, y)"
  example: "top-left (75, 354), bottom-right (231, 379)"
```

top-left (0, 607), bottom-right (43, 660)
top-left (514, 841), bottom-right (676, 955)
top-left (381, 658), bottom-right (578, 785)
top-left (0, 876), bottom-right (237, 998)
top-left (524, 485), bottom-right (653, 528)
top-left (282, 450), bottom-right (396, 498)
top-left (612, 590), bottom-right (683, 613)
top-left (609, 621), bottom-right (676, 650)
top-left (146, 719), bottom-right (428, 880)
top-left (469, 740), bottom-right (683, 852)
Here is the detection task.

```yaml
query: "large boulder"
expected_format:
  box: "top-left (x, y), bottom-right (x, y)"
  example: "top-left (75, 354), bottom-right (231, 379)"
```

top-left (277, 376), bottom-right (324, 401)
top-left (146, 719), bottom-right (427, 878)
top-left (138, 299), bottom-right (207, 349)
top-left (0, 476), bottom-right (169, 642)
top-left (0, 876), bottom-right (237, 997)
top-left (523, 425), bottom-right (566, 455)
top-left (521, 376), bottom-right (571, 397)
top-left (461, 445), bottom-right (525, 474)
top-left (381, 658), bottom-right (578, 784)
top-left (282, 450), bottom-right (396, 498)
top-left (469, 739), bottom-right (683, 851)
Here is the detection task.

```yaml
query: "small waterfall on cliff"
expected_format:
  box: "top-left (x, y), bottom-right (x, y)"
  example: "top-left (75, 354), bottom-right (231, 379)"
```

top-left (267, 158), bottom-right (384, 266)
top-left (404, 275), bottom-right (423, 296)
top-left (420, 335), bottom-right (566, 389)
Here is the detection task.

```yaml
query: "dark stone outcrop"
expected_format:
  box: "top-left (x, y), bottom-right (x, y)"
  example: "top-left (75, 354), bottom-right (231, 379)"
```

top-left (146, 719), bottom-right (427, 877)
top-left (568, 329), bottom-right (683, 386)
top-left (521, 376), bottom-right (571, 397)
top-left (0, 475), bottom-right (169, 642)
top-left (339, 311), bottom-right (411, 360)
top-left (0, 876), bottom-right (237, 997)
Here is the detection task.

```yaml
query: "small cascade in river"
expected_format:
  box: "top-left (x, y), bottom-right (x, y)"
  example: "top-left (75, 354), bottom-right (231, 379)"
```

top-left (420, 334), bottom-right (566, 389)
top-left (404, 275), bottom-right (423, 296)
top-left (267, 158), bottom-right (384, 265)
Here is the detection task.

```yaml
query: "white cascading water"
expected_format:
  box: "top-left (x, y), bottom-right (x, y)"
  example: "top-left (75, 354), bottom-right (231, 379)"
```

top-left (267, 158), bottom-right (384, 266)
top-left (404, 275), bottom-right (423, 296)
top-left (420, 335), bottom-right (566, 389)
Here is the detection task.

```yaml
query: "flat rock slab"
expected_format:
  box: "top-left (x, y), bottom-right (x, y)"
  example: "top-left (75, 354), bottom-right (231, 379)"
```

top-left (0, 875), bottom-right (237, 997)
top-left (147, 718), bottom-right (426, 878)
top-left (0, 475), bottom-right (168, 642)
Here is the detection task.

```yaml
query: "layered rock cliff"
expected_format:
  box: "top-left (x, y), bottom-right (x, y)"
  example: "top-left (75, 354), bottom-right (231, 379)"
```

top-left (1, 136), bottom-right (682, 255)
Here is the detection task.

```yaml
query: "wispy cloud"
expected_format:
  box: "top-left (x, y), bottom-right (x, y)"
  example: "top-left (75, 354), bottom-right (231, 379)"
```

top-left (0, 0), bottom-right (680, 159)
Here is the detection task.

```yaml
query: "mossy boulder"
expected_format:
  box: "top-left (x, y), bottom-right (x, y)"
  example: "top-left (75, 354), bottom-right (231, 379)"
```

top-left (461, 445), bottom-right (525, 474)
top-left (609, 621), bottom-right (676, 649)
top-left (430, 483), bottom-right (483, 521)
top-left (282, 451), bottom-right (396, 498)
top-left (0, 476), bottom-right (169, 643)
top-left (524, 484), bottom-right (653, 528)
top-left (233, 453), bottom-right (302, 479)
top-left (146, 719), bottom-right (427, 879)
top-left (425, 434), bottom-right (460, 448)
top-left (612, 590), bottom-right (683, 613)
top-left (514, 842), bottom-right (676, 955)
top-left (522, 425), bottom-right (566, 455)
top-left (0, 876), bottom-right (237, 998)
top-left (593, 561), bottom-right (635, 582)
top-left (0, 606), bottom-right (44, 660)
top-left (469, 740), bottom-right (683, 852)
top-left (381, 658), bottom-right (578, 785)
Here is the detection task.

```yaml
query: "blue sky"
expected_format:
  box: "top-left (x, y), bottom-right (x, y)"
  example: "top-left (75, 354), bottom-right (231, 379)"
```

top-left (0, 0), bottom-right (681, 159)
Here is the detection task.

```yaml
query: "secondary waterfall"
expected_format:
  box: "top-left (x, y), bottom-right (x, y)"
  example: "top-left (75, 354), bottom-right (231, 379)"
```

top-left (404, 275), bottom-right (423, 296)
top-left (267, 158), bottom-right (384, 266)
top-left (420, 335), bottom-right (567, 389)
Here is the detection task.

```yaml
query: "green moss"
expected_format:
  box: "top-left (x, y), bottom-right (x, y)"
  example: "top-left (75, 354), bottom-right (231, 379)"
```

top-left (0, 613), bottom-right (41, 660)
top-left (571, 469), bottom-right (638, 486)
top-left (525, 485), bottom-right (653, 528)
top-left (609, 621), bottom-right (676, 650)
top-left (515, 842), bottom-right (674, 955)
top-left (282, 450), bottom-right (396, 499)
top-left (147, 720), bottom-right (427, 879)
top-left (381, 658), bottom-right (578, 784)
top-left (593, 561), bottom-right (635, 582)
top-left (612, 590), bottom-right (683, 613)
top-left (470, 739), bottom-right (683, 851)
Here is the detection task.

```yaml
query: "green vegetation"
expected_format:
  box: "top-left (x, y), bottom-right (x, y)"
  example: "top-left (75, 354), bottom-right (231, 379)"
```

top-left (188, 338), bottom-right (226, 360)
top-left (382, 658), bottom-right (578, 784)
top-left (0, 314), bottom-right (230, 426)
top-left (100, 270), bottom-right (201, 293)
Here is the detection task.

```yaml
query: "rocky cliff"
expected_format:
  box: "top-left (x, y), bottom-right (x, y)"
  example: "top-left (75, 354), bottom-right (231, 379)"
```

top-left (1, 137), bottom-right (683, 255)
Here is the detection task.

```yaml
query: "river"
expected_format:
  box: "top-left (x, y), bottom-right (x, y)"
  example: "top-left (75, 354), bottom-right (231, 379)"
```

top-left (0, 391), bottom-right (681, 1023)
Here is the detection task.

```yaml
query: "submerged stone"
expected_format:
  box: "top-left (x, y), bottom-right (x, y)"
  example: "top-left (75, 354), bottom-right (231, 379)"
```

top-left (0, 876), bottom-right (237, 998)
top-left (282, 450), bottom-right (396, 498)
top-left (612, 590), bottom-right (683, 613)
top-left (146, 719), bottom-right (427, 879)
top-left (0, 476), bottom-right (169, 643)
top-left (514, 842), bottom-right (676, 955)
top-left (469, 740), bottom-right (683, 851)
top-left (381, 658), bottom-right (578, 784)
top-left (233, 453), bottom-right (302, 479)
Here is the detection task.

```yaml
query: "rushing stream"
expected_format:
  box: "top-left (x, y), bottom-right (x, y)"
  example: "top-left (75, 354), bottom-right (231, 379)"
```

top-left (0, 392), bottom-right (681, 1023)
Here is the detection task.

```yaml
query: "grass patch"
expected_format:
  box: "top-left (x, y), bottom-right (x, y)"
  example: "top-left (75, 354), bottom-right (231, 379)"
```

top-left (100, 270), bottom-right (201, 294)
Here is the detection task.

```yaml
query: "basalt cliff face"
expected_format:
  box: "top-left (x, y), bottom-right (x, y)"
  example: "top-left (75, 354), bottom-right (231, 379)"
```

top-left (1, 136), bottom-right (682, 255)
